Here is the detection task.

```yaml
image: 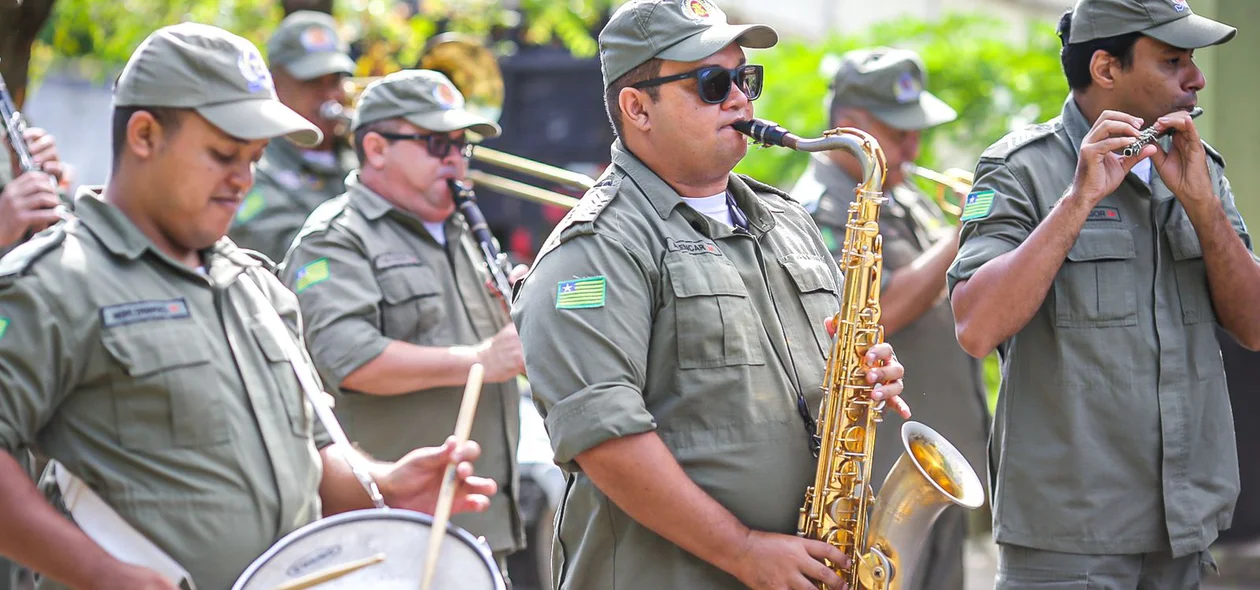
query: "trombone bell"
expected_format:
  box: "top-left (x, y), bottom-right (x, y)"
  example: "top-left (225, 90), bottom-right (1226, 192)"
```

top-left (907, 165), bottom-right (972, 217)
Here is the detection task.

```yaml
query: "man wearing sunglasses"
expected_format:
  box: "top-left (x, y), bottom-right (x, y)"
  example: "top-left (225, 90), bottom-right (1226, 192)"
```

top-left (278, 69), bottom-right (526, 583)
top-left (512, 1), bottom-right (911, 589)
top-left (790, 47), bottom-right (991, 590)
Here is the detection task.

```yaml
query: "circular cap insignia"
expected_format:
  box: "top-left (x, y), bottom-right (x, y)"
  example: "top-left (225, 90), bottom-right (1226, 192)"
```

top-left (237, 50), bottom-right (273, 94)
top-left (300, 26), bottom-right (337, 52)
top-left (893, 71), bottom-right (921, 104)
top-left (683, 0), bottom-right (720, 21)
top-left (433, 82), bottom-right (463, 109)
top-left (1170, 0), bottom-right (1189, 12)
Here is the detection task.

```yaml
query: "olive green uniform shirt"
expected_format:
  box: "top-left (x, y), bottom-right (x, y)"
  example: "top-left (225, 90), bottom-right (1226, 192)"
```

top-left (946, 97), bottom-right (1255, 558)
top-left (512, 141), bottom-right (842, 589)
top-left (228, 138), bottom-right (354, 263)
top-left (792, 155), bottom-right (989, 489)
top-left (0, 191), bottom-right (328, 590)
top-left (279, 173), bottom-right (524, 553)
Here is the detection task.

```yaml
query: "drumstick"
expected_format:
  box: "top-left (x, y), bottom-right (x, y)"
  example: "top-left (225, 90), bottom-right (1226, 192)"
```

top-left (419, 363), bottom-right (485, 590)
top-left (272, 553), bottom-right (386, 590)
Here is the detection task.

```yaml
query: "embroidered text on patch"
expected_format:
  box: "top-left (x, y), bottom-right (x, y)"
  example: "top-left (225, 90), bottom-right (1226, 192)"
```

top-left (960, 190), bottom-right (996, 221)
top-left (101, 299), bottom-right (191, 328)
top-left (1087, 206), bottom-right (1122, 222)
top-left (295, 258), bottom-right (331, 293)
top-left (556, 277), bottom-right (607, 309)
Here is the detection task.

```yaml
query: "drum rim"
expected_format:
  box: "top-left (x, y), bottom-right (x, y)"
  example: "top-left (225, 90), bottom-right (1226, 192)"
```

top-left (232, 508), bottom-right (505, 590)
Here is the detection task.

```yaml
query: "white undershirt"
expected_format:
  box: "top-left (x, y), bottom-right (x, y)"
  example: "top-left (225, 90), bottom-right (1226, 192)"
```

top-left (423, 220), bottom-right (447, 246)
top-left (1132, 158), bottom-right (1153, 184)
top-left (684, 192), bottom-right (733, 227)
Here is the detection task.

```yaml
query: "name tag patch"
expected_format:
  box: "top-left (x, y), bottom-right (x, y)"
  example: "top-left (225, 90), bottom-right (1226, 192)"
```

top-left (666, 238), bottom-right (721, 256)
top-left (1088, 206), bottom-right (1122, 222)
top-left (374, 252), bottom-right (423, 270)
top-left (101, 299), bottom-right (191, 328)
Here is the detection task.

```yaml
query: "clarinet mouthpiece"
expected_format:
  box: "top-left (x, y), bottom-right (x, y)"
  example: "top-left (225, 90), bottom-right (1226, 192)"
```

top-left (733, 119), bottom-right (792, 148)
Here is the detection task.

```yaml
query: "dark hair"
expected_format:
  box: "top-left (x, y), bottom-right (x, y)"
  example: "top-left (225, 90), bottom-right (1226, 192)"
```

top-left (604, 58), bottom-right (664, 138)
top-left (352, 118), bottom-right (406, 165)
top-left (110, 106), bottom-right (185, 171)
top-left (1058, 10), bottom-right (1142, 91)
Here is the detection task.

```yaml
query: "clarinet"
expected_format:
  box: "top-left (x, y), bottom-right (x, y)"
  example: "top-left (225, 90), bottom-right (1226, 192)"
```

top-left (449, 179), bottom-right (515, 308)
top-left (0, 72), bottom-right (49, 183)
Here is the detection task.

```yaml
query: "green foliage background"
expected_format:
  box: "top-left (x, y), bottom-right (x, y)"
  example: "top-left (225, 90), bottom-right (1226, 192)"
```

top-left (728, 14), bottom-right (1072, 409)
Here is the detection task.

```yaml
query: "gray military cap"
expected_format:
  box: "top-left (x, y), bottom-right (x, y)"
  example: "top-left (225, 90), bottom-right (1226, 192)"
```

top-left (599, 0), bottom-right (778, 89)
top-left (1068, 0), bottom-right (1235, 48)
top-left (267, 10), bottom-right (356, 80)
top-left (830, 47), bottom-right (957, 131)
top-left (351, 69), bottom-right (501, 139)
top-left (114, 22), bottom-right (321, 147)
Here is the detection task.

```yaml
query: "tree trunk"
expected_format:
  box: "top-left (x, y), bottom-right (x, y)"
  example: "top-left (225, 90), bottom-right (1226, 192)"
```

top-left (0, 0), bottom-right (57, 109)
top-left (281, 0), bottom-right (334, 16)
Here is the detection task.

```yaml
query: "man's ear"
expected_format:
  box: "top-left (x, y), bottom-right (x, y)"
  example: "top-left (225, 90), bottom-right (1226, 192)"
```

top-left (361, 131), bottom-right (390, 169)
top-left (619, 87), bottom-right (654, 134)
top-left (126, 110), bottom-right (165, 160)
top-left (1089, 49), bottom-right (1120, 90)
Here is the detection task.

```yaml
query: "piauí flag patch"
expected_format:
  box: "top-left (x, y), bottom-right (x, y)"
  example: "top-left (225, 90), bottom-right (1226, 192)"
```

top-left (295, 258), bottom-right (331, 293)
top-left (556, 276), bottom-right (607, 309)
top-left (0, 317), bottom-right (9, 342)
top-left (234, 190), bottom-right (265, 225)
top-left (960, 190), bottom-right (996, 221)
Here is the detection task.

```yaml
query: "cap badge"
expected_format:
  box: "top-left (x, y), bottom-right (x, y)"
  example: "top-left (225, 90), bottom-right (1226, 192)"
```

top-left (300, 26), bottom-right (338, 52)
top-left (237, 49), bottom-right (273, 94)
top-left (1170, 0), bottom-right (1189, 12)
top-left (893, 71), bottom-right (921, 104)
top-left (433, 81), bottom-right (463, 109)
top-left (683, 0), bottom-right (722, 21)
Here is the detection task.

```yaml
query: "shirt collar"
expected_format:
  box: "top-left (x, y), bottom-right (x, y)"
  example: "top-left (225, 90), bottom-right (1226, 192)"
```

top-left (345, 172), bottom-right (395, 221)
top-left (1062, 95), bottom-right (1092, 160)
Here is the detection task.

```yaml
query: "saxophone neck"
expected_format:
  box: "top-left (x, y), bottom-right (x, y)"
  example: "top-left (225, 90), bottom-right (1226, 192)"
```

top-left (734, 118), bottom-right (887, 194)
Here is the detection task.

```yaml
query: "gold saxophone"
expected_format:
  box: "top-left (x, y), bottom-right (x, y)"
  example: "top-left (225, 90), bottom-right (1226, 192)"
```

top-left (735, 120), bottom-right (986, 590)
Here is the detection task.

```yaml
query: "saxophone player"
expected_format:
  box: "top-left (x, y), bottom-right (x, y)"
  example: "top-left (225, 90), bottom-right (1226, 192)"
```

top-left (278, 69), bottom-right (527, 583)
top-left (512, 1), bottom-right (909, 588)
top-left (948, 1), bottom-right (1259, 587)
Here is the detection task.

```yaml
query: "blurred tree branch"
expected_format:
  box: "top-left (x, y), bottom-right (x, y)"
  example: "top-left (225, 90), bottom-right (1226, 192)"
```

top-left (0, 0), bottom-right (56, 107)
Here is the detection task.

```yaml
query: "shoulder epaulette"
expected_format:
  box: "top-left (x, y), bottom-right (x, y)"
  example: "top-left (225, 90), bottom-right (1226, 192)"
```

top-left (292, 194), bottom-right (351, 242)
top-left (0, 226), bottom-right (67, 281)
top-left (531, 174), bottom-right (621, 263)
top-left (980, 121), bottom-right (1058, 161)
top-left (738, 174), bottom-right (795, 202)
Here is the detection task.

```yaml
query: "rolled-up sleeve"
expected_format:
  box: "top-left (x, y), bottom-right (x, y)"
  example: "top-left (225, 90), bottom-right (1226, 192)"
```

top-left (1217, 175), bottom-right (1259, 262)
top-left (281, 232), bottom-right (391, 385)
top-left (947, 160), bottom-right (1041, 296)
top-left (0, 278), bottom-right (72, 454)
top-left (511, 232), bottom-right (657, 471)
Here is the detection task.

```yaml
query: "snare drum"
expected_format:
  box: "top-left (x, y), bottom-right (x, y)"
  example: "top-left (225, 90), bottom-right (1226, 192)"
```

top-left (232, 508), bottom-right (504, 590)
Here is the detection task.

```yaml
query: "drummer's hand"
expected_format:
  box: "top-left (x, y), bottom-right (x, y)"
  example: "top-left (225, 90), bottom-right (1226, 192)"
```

top-left (88, 561), bottom-right (179, 590)
top-left (824, 317), bottom-right (911, 419)
top-left (378, 437), bottom-right (498, 515)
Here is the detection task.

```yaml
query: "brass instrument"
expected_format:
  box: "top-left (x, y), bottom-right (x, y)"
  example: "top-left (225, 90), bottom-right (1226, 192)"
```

top-left (907, 164), bottom-right (972, 217)
top-left (321, 34), bottom-right (588, 210)
top-left (735, 119), bottom-right (985, 590)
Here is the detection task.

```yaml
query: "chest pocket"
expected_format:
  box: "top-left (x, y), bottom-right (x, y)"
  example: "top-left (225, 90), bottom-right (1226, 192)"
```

top-left (250, 321), bottom-right (313, 438)
top-left (780, 256), bottom-right (840, 360)
top-left (102, 323), bottom-right (227, 449)
top-left (377, 264), bottom-right (447, 344)
top-left (1054, 229), bottom-right (1138, 328)
top-left (1167, 214), bottom-right (1214, 324)
top-left (666, 253), bottom-right (765, 369)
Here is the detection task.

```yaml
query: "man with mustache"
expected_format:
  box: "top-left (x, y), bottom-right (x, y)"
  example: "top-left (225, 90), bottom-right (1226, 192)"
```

top-left (948, 0), bottom-right (1260, 587)
top-left (229, 10), bottom-right (357, 263)
top-left (512, 1), bottom-right (911, 588)
top-left (280, 69), bottom-right (526, 583)
top-left (0, 25), bottom-right (494, 590)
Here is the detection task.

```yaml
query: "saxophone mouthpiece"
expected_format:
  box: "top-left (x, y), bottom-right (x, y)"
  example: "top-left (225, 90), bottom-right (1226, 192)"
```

top-left (733, 119), bottom-right (792, 148)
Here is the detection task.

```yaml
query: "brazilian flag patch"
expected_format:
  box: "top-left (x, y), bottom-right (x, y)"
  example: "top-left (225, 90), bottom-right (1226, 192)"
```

top-left (960, 190), bottom-right (996, 221)
top-left (556, 277), bottom-right (607, 309)
top-left (0, 317), bottom-right (8, 342)
top-left (234, 190), bottom-right (266, 225)
top-left (295, 258), bottom-right (331, 293)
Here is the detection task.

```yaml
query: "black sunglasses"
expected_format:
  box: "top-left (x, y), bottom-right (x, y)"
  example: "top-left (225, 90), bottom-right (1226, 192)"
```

top-left (630, 64), bottom-right (764, 104)
top-left (374, 132), bottom-right (473, 158)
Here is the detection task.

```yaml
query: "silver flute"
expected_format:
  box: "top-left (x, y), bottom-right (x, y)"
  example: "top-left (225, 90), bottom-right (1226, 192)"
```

top-left (1121, 106), bottom-right (1203, 157)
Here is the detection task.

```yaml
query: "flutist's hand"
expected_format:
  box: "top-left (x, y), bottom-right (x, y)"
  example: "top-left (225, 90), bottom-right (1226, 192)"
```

top-left (825, 318), bottom-right (910, 419)
top-left (728, 530), bottom-right (851, 590)
top-left (1149, 110), bottom-right (1213, 206)
top-left (377, 437), bottom-right (497, 515)
top-left (0, 170), bottom-right (61, 248)
top-left (475, 323), bottom-right (525, 383)
top-left (1071, 110), bottom-right (1155, 206)
top-left (21, 127), bottom-right (69, 186)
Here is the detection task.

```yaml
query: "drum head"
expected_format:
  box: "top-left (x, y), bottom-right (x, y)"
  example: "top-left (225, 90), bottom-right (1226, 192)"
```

top-left (232, 508), bottom-right (504, 590)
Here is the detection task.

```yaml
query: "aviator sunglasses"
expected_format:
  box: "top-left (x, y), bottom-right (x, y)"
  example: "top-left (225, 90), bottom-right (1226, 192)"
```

top-left (374, 132), bottom-right (474, 158)
top-left (630, 64), bottom-right (764, 104)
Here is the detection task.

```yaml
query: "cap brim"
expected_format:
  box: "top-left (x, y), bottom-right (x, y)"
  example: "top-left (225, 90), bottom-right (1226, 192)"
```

top-left (656, 23), bottom-right (778, 63)
top-left (284, 52), bottom-right (356, 81)
top-left (197, 98), bottom-right (323, 147)
top-left (870, 90), bottom-right (957, 131)
top-left (404, 109), bottom-right (502, 139)
top-left (1144, 14), bottom-right (1236, 49)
